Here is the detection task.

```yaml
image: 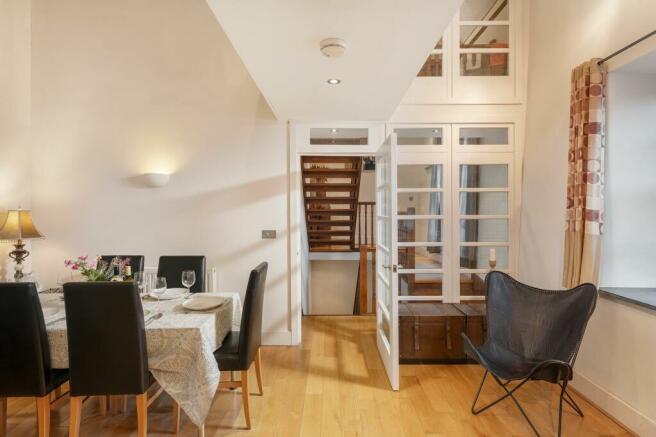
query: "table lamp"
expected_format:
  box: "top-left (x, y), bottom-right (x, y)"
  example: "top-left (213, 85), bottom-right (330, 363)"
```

top-left (0, 208), bottom-right (45, 281)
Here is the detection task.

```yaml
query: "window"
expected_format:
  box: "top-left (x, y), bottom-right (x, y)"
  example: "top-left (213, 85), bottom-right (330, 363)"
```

top-left (417, 39), bottom-right (444, 77)
top-left (458, 0), bottom-right (510, 77)
top-left (310, 128), bottom-right (368, 145)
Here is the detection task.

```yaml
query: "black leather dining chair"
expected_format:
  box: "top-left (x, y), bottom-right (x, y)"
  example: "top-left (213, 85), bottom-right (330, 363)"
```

top-left (157, 256), bottom-right (206, 293)
top-left (63, 281), bottom-right (179, 436)
top-left (100, 255), bottom-right (145, 275)
top-left (214, 262), bottom-right (267, 429)
top-left (0, 282), bottom-right (69, 437)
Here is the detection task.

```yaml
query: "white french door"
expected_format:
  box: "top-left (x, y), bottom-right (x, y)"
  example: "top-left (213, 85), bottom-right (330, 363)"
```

top-left (375, 133), bottom-right (399, 390)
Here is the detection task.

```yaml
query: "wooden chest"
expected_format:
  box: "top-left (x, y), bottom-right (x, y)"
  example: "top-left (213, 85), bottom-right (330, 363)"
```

top-left (453, 303), bottom-right (487, 363)
top-left (399, 302), bottom-right (466, 364)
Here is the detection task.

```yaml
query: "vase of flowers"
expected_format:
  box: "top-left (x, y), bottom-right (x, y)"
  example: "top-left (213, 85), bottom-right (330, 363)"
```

top-left (64, 255), bottom-right (132, 282)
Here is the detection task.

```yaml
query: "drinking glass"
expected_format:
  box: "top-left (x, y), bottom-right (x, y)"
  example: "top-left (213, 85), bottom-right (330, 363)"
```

top-left (134, 272), bottom-right (146, 299)
top-left (181, 270), bottom-right (196, 295)
top-left (151, 276), bottom-right (167, 311)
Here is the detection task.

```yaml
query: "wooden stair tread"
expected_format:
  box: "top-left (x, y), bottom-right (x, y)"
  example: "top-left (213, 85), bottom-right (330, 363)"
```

top-left (309, 247), bottom-right (355, 252)
top-left (307, 209), bottom-right (355, 214)
top-left (304, 198), bottom-right (357, 204)
top-left (308, 230), bottom-right (352, 236)
top-left (304, 184), bottom-right (357, 191)
top-left (309, 240), bottom-right (352, 246)
top-left (308, 220), bottom-right (354, 226)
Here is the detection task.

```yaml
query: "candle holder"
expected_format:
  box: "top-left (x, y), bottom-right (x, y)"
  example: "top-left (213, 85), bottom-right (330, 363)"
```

top-left (488, 260), bottom-right (497, 270)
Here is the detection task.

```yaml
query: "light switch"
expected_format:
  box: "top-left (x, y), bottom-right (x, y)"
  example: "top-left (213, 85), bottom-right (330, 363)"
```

top-left (261, 230), bottom-right (277, 239)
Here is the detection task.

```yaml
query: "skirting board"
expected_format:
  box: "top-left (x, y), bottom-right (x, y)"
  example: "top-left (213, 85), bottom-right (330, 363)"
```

top-left (262, 330), bottom-right (293, 346)
top-left (572, 370), bottom-right (656, 436)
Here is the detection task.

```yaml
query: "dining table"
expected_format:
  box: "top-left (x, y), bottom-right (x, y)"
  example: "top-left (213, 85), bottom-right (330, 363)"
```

top-left (39, 290), bottom-right (239, 436)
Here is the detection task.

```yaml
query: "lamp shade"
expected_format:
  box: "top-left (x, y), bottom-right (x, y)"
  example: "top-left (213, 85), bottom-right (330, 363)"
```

top-left (0, 209), bottom-right (45, 241)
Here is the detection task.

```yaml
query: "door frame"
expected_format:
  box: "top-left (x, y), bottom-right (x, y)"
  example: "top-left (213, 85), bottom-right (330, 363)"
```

top-left (288, 111), bottom-right (524, 343)
top-left (288, 121), bottom-right (386, 345)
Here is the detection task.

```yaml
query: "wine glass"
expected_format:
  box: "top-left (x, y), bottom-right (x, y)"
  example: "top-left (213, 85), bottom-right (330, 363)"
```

top-left (181, 270), bottom-right (196, 296)
top-left (151, 276), bottom-right (167, 311)
top-left (134, 272), bottom-right (146, 299)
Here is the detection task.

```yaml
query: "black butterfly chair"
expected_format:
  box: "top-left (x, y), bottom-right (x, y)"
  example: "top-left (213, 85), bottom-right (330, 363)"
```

top-left (100, 255), bottom-right (145, 276)
top-left (462, 271), bottom-right (597, 437)
top-left (0, 282), bottom-right (69, 437)
top-left (64, 282), bottom-right (179, 436)
top-left (157, 256), bottom-right (206, 293)
top-left (214, 262), bottom-right (268, 429)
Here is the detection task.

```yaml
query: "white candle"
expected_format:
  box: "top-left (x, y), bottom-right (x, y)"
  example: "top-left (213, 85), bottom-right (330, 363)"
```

top-left (489, 248), bottom-right (497, 263)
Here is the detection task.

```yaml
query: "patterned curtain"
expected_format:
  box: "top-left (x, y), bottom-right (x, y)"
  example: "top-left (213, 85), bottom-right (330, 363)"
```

top-left (563, 59), bottom-right (606, 287)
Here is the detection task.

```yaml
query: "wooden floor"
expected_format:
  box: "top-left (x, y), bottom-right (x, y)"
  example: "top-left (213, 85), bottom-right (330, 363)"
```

top-left (6, 316), bottom-right (630, 436)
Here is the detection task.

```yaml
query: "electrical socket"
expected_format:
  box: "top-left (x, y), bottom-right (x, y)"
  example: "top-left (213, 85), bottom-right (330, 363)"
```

top-left (261, 230), bottom-right (277, 239)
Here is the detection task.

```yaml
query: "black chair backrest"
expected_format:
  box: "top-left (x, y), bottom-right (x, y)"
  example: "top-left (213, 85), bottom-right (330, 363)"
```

top-left (64, 282), bottom-right (149, 396)
top-left (0, 282), bottom-right (53, 397)
top-left (485, 271), bottom-right (597, 366)
top-left (157, 256), bottom-right (206, 293)
top-left (237, 263), bottom-right (268, 368)
top-left (100, 255), bottom-right (145, 275)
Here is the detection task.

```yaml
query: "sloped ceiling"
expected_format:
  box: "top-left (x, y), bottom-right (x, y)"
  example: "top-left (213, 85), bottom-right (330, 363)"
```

top-left (207, 0), bottom-right (461, 121)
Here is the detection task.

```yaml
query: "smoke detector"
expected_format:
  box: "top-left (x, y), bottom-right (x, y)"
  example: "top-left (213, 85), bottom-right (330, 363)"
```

top-left (320, 38), bottom-right (346, 57)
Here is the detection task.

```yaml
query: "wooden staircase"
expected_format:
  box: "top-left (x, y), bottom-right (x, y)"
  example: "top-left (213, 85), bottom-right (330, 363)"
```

top-left (302, 156), bottom-right (363, 252)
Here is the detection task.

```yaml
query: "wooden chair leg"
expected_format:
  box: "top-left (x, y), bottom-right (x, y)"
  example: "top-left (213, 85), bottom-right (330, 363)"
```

top-left (136, 393), bottom-right (147, 437)
top-left (69, 396), bottom-right (83, 437)
top-left (172, 399), bottom-right (180, 434)
top-left (121, 395), bottom-right (127, 413)
top-left (110, 395), bottom-right (118, 415)
top-left (241, 370), bottom-right (251, 429)
top-left (98, 396), bottom-right (107, 416)
top-left (254, 348), bottom-right (264, 396)
top-left (36, 395), bottom-right (50, 437)
top-left (0, 398), bottom-right (7, 437)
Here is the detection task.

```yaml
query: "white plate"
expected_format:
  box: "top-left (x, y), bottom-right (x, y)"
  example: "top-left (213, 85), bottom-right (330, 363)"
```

top-left (42, 307), bottom-right (60, 318)
top-left (150, 287), bottom-right (187, 300)
top-left (182, 295), bottom-right (226, 311)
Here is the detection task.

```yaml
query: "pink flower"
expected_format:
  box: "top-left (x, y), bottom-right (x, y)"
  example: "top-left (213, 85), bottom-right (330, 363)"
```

top-left (78, 255), bottom-right (88, 261)
top-left (71, 263), bottom-right (80, 271)
top-left (64, 259), bottom-right (72, 267)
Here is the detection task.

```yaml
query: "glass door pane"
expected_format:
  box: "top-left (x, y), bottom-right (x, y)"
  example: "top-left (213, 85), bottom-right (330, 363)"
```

top-left (455, 159), bottom-right (511, 300)
top-left (397, 159), bottom-right (447, 301)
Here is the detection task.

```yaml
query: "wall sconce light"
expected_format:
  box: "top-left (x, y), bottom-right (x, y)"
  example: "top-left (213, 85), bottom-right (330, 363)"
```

top-left (143, 172), bottom-right (171, 188)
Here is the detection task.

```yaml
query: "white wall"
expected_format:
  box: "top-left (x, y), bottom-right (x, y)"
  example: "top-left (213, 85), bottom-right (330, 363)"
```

top-left (309, 260), bottom-right (358, 315)
top-left (521, 1), bottom-right (656, 433)
top-left (27, 0), bottom-right (293, 344)
top-left (520, 0), bottom-right (656, 288)
top-left (0, 0), bottom-right (32, 281)
top-left (600, 72), bottom-right (656, 287)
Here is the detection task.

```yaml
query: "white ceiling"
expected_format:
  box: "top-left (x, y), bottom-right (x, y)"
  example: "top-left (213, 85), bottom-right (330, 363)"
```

top-left (206, 0), bottom-right (461, 121)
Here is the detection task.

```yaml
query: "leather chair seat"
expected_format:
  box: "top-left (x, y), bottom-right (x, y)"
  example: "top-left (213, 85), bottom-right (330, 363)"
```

top-left (213, 332), bottom-right (242, 371)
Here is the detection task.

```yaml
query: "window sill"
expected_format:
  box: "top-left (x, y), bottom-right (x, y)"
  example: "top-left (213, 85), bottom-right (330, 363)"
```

top-left (599, 287), bottom-right (656, 312)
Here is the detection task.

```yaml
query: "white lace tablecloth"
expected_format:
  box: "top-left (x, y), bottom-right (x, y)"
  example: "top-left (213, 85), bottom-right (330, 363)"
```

top-left (39, 292), bottom-right (233, 427)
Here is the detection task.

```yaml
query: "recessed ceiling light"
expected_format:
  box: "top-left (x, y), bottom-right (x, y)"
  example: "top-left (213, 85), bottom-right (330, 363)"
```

top-left (330, 128), bottom-right (338, 133)
top-left (327, 78), bottom-right (341, 85)
top-left (432, 129), bottom-right (440, 133)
